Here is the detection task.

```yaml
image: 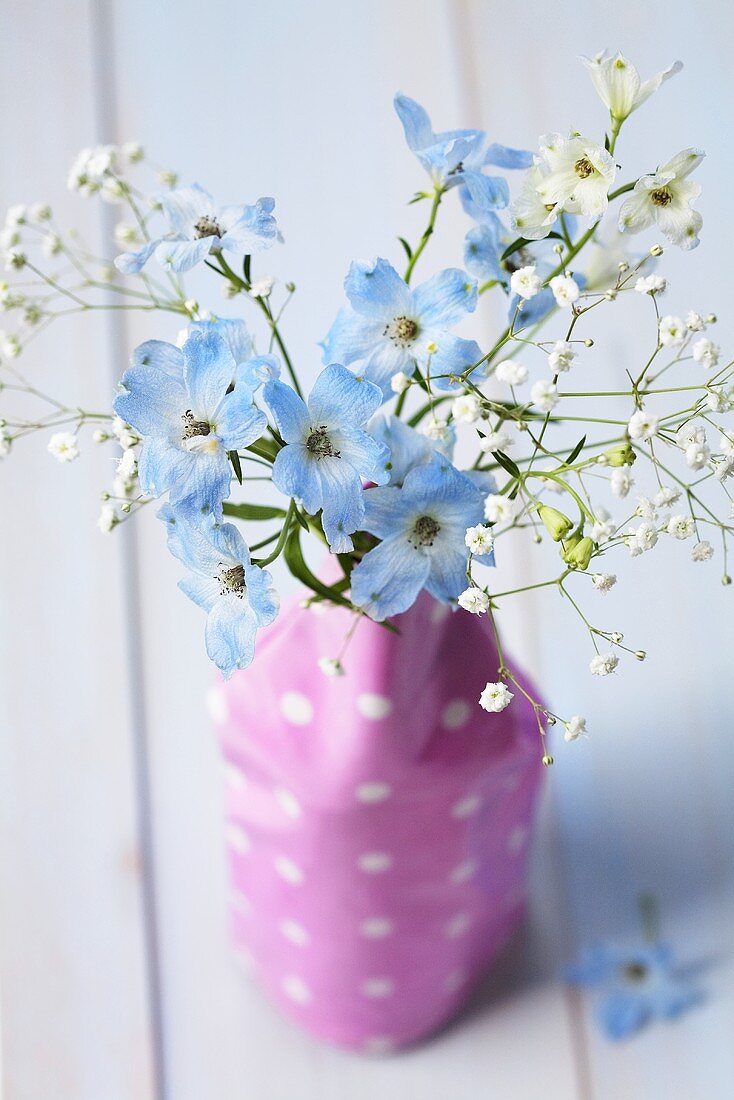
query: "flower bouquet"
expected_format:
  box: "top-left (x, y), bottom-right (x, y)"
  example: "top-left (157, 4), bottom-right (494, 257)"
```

top-left (2, 51), bottom-right (731, 1049)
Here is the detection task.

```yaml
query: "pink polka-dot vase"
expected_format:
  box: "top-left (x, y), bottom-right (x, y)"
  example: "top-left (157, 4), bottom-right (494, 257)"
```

top-left (212, 588), bottom-right (544, 1052)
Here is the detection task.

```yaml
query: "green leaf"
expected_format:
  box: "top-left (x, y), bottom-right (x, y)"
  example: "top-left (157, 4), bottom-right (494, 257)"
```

top-left (408, 192), bottom-right (430, 205)
top-left (604, 132), bottom-right (611, 152)
top-left (228, 450), bottom-right (243, 484)
top-left (565, 434), bottom-right (587, 466)
top-left (397, 237), bottom-right (413, 261)
top-left (294, 508), bottom-right (310, 531)
top-left (492, 450), bottom-right (521, 479)
top-left (500, 233), bottom-right (562, 263)
top-left (223, 502), bottom-right (287, 521)
top-left (283, 529), bottom-right (355, 611)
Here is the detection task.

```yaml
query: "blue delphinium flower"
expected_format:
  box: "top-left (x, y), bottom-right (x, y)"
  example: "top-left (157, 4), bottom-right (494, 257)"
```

top-left (350, 456), bottom-right (492, 620)
top-left (114, 328), bottom-right (267, 508)
top-left (264, 364), bottom-right (389, 552)
top-left (159, 503), bottom-right (279, 678)
top-left (567, 942), bottom-right (700, 1040)
top-left (115, 184), bottom-right (278, 274)
top-left (369, 413), bottom-right (450, 485)
top-left (132, 319), bottom-right (280, 392)
top-left (322, 258), bottom-right (480, 396)
top-left (394, 94), bottom-right (532, 221)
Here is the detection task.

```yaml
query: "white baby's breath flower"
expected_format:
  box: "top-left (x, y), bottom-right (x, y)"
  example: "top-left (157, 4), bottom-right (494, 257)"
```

top-left (318, 657), bottom-right (344, 677)
top-left (484, 494), bottom-right (516, 525)
top-left (5, 248), bottom-right (26, 270)
top-left (685, 441), bottom-right (710, 470)
top-left (117, 448), bottom-right (137, 479)
top-left (691, 540), bottom-right (713, 562)
top-left (714, 456), bottom-right (734, 482)
top-left (5, 204), bottom-right (27, 229)
top-left (112, 416), bottom-right (138, 450)
top-left (686, 311), bottom-right (705, 331)
top-left (451, 394), bottom-right (482, 424)
top-left (627, 408), bottom-right (660, 441)
top-left (479, 428), bottom-right (514, 453)
top-left (249, 275), bottom-right (275, 299)
top-left (666, 513), bottom-right (695, 539)
top-left (48, 431), bottom-right (79, 463)
top-left (589, 652), bottom-right (619, 676)
top-left (549, 274), bottom-right (580, 308)
top-left (658, 315), bottom-right (685, 347)
top-left (510, 265), bottom-right (542, 299)
top-left (530, 379), bottom-right (558, 412)
top-left (420, 417), bottom-right (452, 445)
top-left (719, 432), bottom-right (734, 457)
top-left (705, 388), bottom-right (732, 412)
top-left (97, 504), bottom-right (117, 533)
top-left (634, 496), bottom-right (657, 520)
top-left (610, 468), bottom-right (633, 498)
top-left (592, 572), bottom-right (617, 593)
top-left (495, 359), bottom-right (528, 386)
top-left (634, 274), bottom-right (667, 295)
top-left (92, 429), bottom-right (109, 444)
top-left (42, 233), bottom-right (61, 258)
top-left (458, 588), bottom-right (490, 615)
top-left (547, 340), bottom-right (577, 373)
top-left (564, 715), bottom-right (587, 742)
top-left (479, 681), bottom-right (514, 712)
top-left (29, 203), bottom-right (52, 222)
top-left (628, 522), bottom-right (658, 554)
top-left (465, 524), bottom-right (495, 555)
top-left (592, 507), bottom-right (616, 543)
top-left (653, 486), bottom-right (681, 508)
top-left (0, 333), bottom-right (21, 358)
top-left (692, 337), bottom-right (720, 369)
top-left (676, 424), bottom-right (706, 450)
top-left (390, 371), bottom-right (412, 394)
top-left (114, 222), bottom-right (139, 246)
top-left (122, 142), bottom-right (144, 163)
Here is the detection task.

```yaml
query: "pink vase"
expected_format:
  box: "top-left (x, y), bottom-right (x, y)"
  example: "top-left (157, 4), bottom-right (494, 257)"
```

top-left (210, 588), bottom-right (544, 1053)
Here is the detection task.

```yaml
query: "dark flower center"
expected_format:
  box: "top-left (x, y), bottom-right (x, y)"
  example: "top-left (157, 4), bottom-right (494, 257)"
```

top-left (219, 563), bottom-right (245, 596)
top-left (410, 514), bottom-right (441, 547)
top-left (503, 246), bottom-right (533, 274)
top-left (181, 410), bottom-right (212, 439)
top-left (385, 315), bottom-right (419, 348)
top-left (621, 961), bottom-right (649, 983)
top-left (650, 186), bottom-right (673, 207)
top-left (193, 215), bottom-right (222, 239)
top-left (574, 157), bottom-right (594, 179)
top-left (306, 425), bottom-right (340, 459)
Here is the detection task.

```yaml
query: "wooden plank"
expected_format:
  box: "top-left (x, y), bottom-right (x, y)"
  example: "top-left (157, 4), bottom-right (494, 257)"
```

top-left (0, 3), bottom-right (155, 1098)
top-left (106, 0), bottom-right (582, 1095)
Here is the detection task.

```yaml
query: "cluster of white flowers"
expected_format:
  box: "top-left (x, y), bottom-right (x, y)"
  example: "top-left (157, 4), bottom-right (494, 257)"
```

top-left (67, 142), bottom-right (143, 199)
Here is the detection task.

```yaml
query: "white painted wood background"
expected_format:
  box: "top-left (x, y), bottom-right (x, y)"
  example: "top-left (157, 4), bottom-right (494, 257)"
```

top-left (1, 1), bottom-right (733, 1097)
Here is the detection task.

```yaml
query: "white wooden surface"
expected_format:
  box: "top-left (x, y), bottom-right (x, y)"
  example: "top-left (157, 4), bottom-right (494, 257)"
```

top-left (1, 1), bottom-right (733, 1097)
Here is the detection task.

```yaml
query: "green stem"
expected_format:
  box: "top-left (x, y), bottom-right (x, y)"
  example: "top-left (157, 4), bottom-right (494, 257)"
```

top-left (404, 187), bottom-right (444, 284)
top-left (254, 500), bottom-right (296, 567)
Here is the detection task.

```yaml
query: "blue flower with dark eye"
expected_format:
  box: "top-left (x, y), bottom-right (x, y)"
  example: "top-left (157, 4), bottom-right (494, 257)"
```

top-left (264, 365), bottom-right (389, 552)
top-left (350, 456), bottom-right (493, 620)
top-left (159, 503), bottom-right (279, 678)
top-left (567, 942), bottom-right (701, 1040)
top-left (322, 258), bottom-right (480, 396)
top-left (115, 184), bottom-right (278, 274)
top-left (113, 328), bottom-right (267, 509)
top-left (394, 94), bottom-right (532, 221)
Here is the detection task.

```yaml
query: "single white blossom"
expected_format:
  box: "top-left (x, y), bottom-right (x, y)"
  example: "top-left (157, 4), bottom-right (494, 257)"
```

top-left (458, 588), bottom-right (490, 615)
top-left (48, 431), bottom-right (79, 463)
top-left (495, 359), bottom-right (528, 386)
top-left (547, 340), bottom-right (577, 373)
top-left (318, 657), bottom-right (344, 677)
top-left (658, 315), bottom-right (686, 347)
top-left (249, 275), bottom-right (275, 299)
top-left (653, 486), bottom-right (681, 508)
top-left (610, 468), bottom-right (633, 499)
top-left (581, 51), bottom-right (682, 122)
top-left (511, 160), bottom-right (558, 240)
top-left (692, 540), bottom-right (714, 562)
top-left (589, 652), bottom-right (619, 676)
top-left (42, 233), bottom-right (61, 258)
top-left (685, 441), bottom-right (710, 470)
top-left (676, 423), bottom-right (706, 450)
top-left (536, 133), bottom-right (616, 218)
top-left (686, 311), bottom-right (705, 331)
top-left (530, 379), bottom-right (558, 412)
top-left (451, 394), bottom-right (482, 424)
top-left (479, 681), bottom-right (514, 712)
top-left (465, 524), bottom-right (495, 555)
top-left (117, 448), bottom-right (137, 479)
top-left (122, 142), bottom-right (144, 163)
top-left (479, 428), bottom-right (514, 453)
top-left (484, 493), bottom-right (516, 525)
top-left (719, 432), bottom-right (734, 457)
top-left (627, 522), bottom-right (658, 555)
top-left (592, 507), bottom-right (616, 542)
top-left (97, 504), bottom-right (117, 533)
top-left (627, 408), bottom-right (660, 441)
top-left (635, 496), bottom-right (657, 520)
top-left (390, 370), bottom-right (412, 394)
top-left (564, 714), bottom-right (587, 742)
top-left (549, 274), bottom-right (580, 308)
top-left (420, 417), bottom-right (452, 445)
top-left (619, 148), bottom-right (704, 250)
top-left (666, 513), bottom-right (695, 539)
top-left (592, 572), bottom-right (617, 593)
top-left (510, 265), bottom-right (542, 299)
top-left (634, 274), bottom-right (667, 295)
top-left (692, 337), bottom-right (720, 369)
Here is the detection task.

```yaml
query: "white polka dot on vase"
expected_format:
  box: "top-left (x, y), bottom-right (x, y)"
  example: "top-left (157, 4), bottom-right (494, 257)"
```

top-left (281, 974), bottom-right (312, 1005)
top-left (507, 825), bottom-right (529, 854)
top-left (451, 793), bottom-right (482, 819)
top-left (359, 917), bottom-right (394, 939)
top-left (274, 787), bottom-right (302, 819)
top-left (274, 856), bottom-right (305, 885)
top-left (206, 686), bottom-right (229, 725)
top-left (430, 602), bottom-right (451, 625)
top-left (279, 919), bottom-right (310, 947)
top-left (449, 858), bottom-right (478, 884)
top-left (357, 852), bottom-right (393, 874)
top-left (223, 762), bottom-right (246, 790)
top-left (443, 969), bottom-right (467, 994)
top-left (361, 977), bottom-right (395, 998)
top-left (279, 691), bottom-right (313, 726)
top-left (441, 699), bottom-right (471, 730)
top-left (225, 823), bottom-right (251, 854)
top-left (356, 693), bottom-right (393, 720)
top-left (363, 1036), bottom-right (395, 1056)
top-left (230, 891), bottom-right (252, 917)
top-left (445, 912), bottom-right (472, 938)
top-left (355, 782), bottom-right (392, 804)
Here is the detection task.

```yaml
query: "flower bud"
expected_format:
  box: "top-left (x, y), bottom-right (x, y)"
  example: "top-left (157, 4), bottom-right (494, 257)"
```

top-left (542, 754), bottom-right (554, 767)
top-left (563, 534), bottom-right (594, 570)
top-left (634, 650), bottom-right (647, 661)
top-left (650, 244), bottom-right (664, 257)
top-left (722, 574), bottom-right (732, 586)
top-left (537, 504), bottom-right (574, 542)
top-left (604, 442), bottom-right (636, 467)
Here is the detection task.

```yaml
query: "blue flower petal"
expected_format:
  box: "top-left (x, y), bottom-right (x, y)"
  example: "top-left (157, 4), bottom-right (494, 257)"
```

top-left (270, 444), bottom-right (321, 514)
top-left (215, 389), bottom-right (267, 452)
top-left (332, 427), bottom-right (390, 485)
top-left (220, 198), bottom-right (279, 253)
top-left (137, 436), bottom-right (195, 498)
top-left (205, 593), bottom-right (259, 678)
top-left (159, 184), bottom-right (215, 235)
top-left (351, 535), bottom-right (431, 621)
top-left (182, 330), bottom-right (237, 418)
top-left (190, 318), bottom-right (252, 366)
top-left (464, 221), bottom-right (505, 283)
top-left (361, 483), bottom-right (412, 537)
top-left (368, 414), bottom-right (435, 485)
top-left (155, 237), bottom-right (213, 273)
top-left (315, 458), bottom-right (365, 553)
top-left (484, 144), bottom-right (534, 170)
top-left (264, 379), bottom-right (309, 444)
top-left (113, 366), bottom-right (188, 437)
top-left (321, 307), bottom-right (384, 366)
top-left (237, 354), bottom-right (281, 391)
top-left (393, 94), bottom-right (435, 151)
top-left (362, 341), bottom-right (413, 398)
top-left (596, 992), bottom-right (649, 1041)
top-left (425, 541), bottom-right (468, 603)
top-left (460, 170), bottom-right (510, 216)
top-left (344, 257), bottom-right (411, 317)
top-left (243, 562), bottom-right (280, 627)
top-left (114, 240), bottom-right (158, 274)
top-left (428, 335), bottom-right (484, 391)
top-left (307, 364), bottom-right (382, 428)
top-left (411, 268), bottom-right (477, 328)
top-left (132, 339), bottom-right (185, 380)
top-left (179, 573), bottom-right (220, 612)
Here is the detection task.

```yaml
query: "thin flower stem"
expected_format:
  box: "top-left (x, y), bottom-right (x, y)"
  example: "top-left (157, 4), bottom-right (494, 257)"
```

top-left (404, 186), bottom-right (444, 284)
